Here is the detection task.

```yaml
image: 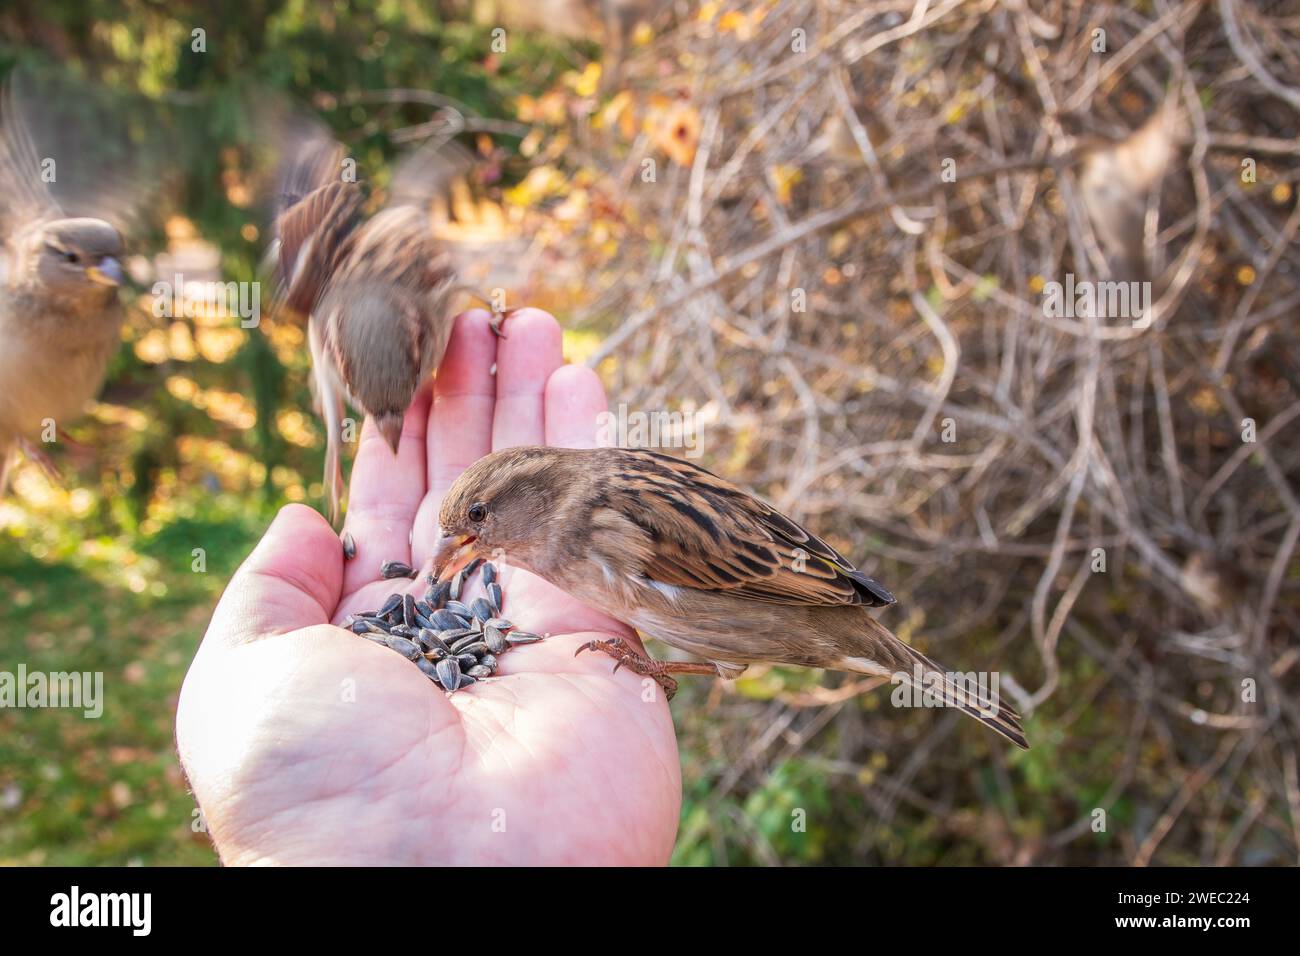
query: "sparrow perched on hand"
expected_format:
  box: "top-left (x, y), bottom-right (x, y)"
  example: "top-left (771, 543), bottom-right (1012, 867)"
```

top-left (271, 126), bottom-right (469, 521)
top-left (432, 446), bottom-right (1028, 748)
top-left (0, 84), bottom-right (125, 491)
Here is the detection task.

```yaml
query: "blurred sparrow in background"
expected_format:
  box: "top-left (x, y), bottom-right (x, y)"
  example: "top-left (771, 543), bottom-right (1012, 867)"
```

top-left (0, 80), bottom-right (126, 492)
top-left (433, 446), bottom-right (1028, 749)
top-left (270, 119), bottom-right (472, 521)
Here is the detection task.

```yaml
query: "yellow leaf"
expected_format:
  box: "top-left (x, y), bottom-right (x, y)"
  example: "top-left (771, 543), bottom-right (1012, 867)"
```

top-left (769, 163), bottom-right (803, 204)
top-left (574, 62), bottom-right (601, 98)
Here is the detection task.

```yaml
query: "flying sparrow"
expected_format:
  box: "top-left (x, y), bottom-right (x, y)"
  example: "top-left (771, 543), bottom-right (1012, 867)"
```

top-left (0, 82), bottom-right (125, 491)
top-left (271, 126), bottom-right (470, 521)
top-left (431, 446), bottom-right (1028, 749)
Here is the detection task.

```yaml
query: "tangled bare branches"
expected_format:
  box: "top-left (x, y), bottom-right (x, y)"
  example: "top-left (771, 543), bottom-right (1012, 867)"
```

top-left (554, 0), bottom-right (1300, 863)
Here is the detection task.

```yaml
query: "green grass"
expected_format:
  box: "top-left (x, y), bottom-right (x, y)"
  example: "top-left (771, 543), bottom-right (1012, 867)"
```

top-left (0, 497), bottom-right (265, 865)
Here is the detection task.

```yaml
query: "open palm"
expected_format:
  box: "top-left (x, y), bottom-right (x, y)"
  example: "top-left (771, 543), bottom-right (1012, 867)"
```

top-left (176, 309), bottom-right (681, 865)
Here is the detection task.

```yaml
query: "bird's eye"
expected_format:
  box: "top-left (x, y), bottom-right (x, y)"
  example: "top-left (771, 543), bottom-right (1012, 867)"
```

top-left (467, 503), bottom-right (487, 523)
top-left (63, 251), bottom-right (80, 264)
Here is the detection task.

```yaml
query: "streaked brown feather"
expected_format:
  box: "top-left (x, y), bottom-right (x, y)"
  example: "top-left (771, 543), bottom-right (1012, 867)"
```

top-left (277, 180), bottom-right (363, 316)
top-left (597, 449), bottom-right (896, 608)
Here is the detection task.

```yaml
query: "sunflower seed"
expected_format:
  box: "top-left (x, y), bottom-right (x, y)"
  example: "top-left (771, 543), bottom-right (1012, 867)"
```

top-left (429, 609), bottom-right (465, 631)
top-left (356, 620), bottom-right (389, 635)
top-left (435, 657), bottom-right (461, 692)
top-left (456, 653), bottom-right (479, 669)
top-left (423, 580), bottom-right (450, 609)
top-left (438, 626), bottom-right (476, 642)
top-left (377, 593), bottom-right (403, 620)
top-left (479, 653), bottom-right (499, 672)
top-left (507, 631), bottom-right (543, 645)
top-left (390, 624), bottom-right (418, 639)
top-left (415, 657), bottom-right (441, 681)
top-left (482, 562), bottom-right (496, 586)
top-left (487, 583), bottom-right (503, 614)
top-left (419, 629), bottom-right (451, 655)
top-left (454, 640), bottom-right (488, 657)
top-left (445, 600), bottom-right (472, 619)
top-left (381, 560), bottom-right (416, 580)
top-left (467, 664), bottom-right (493, 679)
top-left (456, 673), bottom-right (478, 689)
top-left (384, 635), bottom-right (422, 660)
top-left (470, 598), bottom-right (493, 623)
top-left (465, 556), bottom-right (485, 578)
top-left (484, 626), bottom-right (508, 655)
top-left (450, 569), bottom-right (466, 601)
top-left (415, 599), bottom-right (435, 619)
top-left (485, 618), bottom-right (513, 632)
top-left (341, 532), bottom-right (357, 560)
top-left (402, 594), bottom-right (417, 628)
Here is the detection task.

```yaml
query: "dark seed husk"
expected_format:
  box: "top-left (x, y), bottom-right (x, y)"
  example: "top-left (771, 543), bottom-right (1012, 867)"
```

top-left (482, 563), bottom-right (496, 586)
top-left (438, 627), bottom-right (476, 642)
top-left (470, 598), bottom-right (493, 623)
top-left (360, 621), bottom-right (390, 635)
top-left (487, 582), bottom-right (503, 614)
top-left (349, 619), bottom-right (373, 634)
top-left (507, 631), bottom-right (543, 645)
top-left (465, 556), bottom-right (485, 578)
top-left (424, 580), bottom-right (450, 608)
top-left (415, 599), bottom-right (435, 619)
top-left (445, 599), bottom-right (472, 618)
top-left (384, 635), bottom-right (423, 660)
top-left (402, 594), bottom-right (417, 628)
top-left (381, 560), bottom-right (416, 580)
top-left (342, 532), bottom-right (357, 561)
top-left (450, 569), bottom-right (466, 601)
top-left (484, 626), bottom-right (508, 655)
top-left (467, 664), bottom-right (493, 679)
top-left (456, 673), bottom-right (478, 689)
top-left (419, 629), bottom-right (451, 655)
top-left (435, 657), bottom-right (461, 692)
top-left (479, 653), bottom-right (499, 672)
top-left (390, 624), bottom-right (418, 639)
top-left (456, 652), bottom-right (479, 668)
top-left (416, 657), bottom-right (442, 681)
top-left (485, 618), bottom-right (513, 632)
top-left (377, 593), bottom-right (403, 619)
top-left (430, 609), bottom-right (465, 631)
top-left (454, 640), bottom-right (488, 657)
top-left (449, 634), bottom-right (479, 653)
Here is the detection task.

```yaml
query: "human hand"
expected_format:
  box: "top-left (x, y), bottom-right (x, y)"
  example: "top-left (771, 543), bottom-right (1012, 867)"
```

top-left (176, 309), bottom-right (681, 865)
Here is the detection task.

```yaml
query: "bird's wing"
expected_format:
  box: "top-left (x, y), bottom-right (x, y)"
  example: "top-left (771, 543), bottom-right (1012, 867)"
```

top-left (603, 449), bottom-right (896, 607)
top-left (1, 66), bottom-right (179, 241)
top-left (0, 80), bottom-right (63, 237)
top-left (275, 176), bottom-right (364, 316)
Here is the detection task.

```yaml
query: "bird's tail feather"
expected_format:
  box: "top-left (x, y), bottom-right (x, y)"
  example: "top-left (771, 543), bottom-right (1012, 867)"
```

top-left (843, 622), bottom-right (1029, 749)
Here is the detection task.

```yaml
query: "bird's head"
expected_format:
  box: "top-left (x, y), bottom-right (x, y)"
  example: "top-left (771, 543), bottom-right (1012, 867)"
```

top-left (431, 446), bottom-right (574, 580)
top-left (30, 217), bottom-right (124, 300)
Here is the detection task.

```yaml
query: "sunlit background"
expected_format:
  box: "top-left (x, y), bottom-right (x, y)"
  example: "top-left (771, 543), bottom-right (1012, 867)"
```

top-left (2, 1), bottom-right (1298, 866)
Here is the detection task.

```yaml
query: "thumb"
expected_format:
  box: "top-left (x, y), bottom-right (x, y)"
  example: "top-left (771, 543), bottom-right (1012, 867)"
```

top-left (203, 503), bottom-right (344, 649)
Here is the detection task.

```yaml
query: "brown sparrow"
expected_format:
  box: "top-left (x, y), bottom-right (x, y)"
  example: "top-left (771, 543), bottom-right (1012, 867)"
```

top-left (0, 83), bottom-right (124, 491)
top-left (431, 446), bottom-right (1028, 749)
top-left (272, 128), bottom-right (468, 521)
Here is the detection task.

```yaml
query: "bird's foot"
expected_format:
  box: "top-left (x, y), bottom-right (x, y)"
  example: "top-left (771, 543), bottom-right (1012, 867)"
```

top-left (18, 439), bottom-right (62, 484)
top-left (574, 636), bottom-right (722, 700)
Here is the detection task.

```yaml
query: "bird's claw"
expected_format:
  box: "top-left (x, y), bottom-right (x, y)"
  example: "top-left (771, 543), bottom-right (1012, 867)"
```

top-left (574, 637), bottom-right (679, 699)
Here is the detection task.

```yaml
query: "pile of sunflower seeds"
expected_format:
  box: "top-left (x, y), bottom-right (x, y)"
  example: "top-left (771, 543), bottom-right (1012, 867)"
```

top-left (342, 557), bottom-right (542, 693)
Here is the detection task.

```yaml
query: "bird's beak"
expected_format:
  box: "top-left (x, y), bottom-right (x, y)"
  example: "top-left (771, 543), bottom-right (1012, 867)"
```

top-left (86, 256), bottom-right (124, 287)
top-left (431, 532), bottom-right (478, 582)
